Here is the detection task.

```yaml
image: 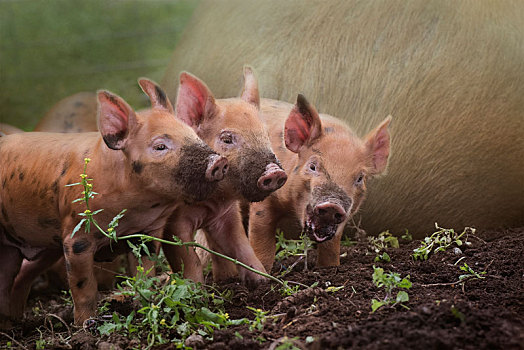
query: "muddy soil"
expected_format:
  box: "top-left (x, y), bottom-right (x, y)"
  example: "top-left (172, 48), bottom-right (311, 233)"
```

top-left (1, 227), bottom-right (523, 349)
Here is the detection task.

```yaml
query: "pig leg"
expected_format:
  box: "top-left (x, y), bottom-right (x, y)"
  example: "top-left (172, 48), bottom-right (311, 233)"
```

top-left (0, 246), bottom-right (22, 324)
top-left (10, 250), bottom-right (62, 318)
top-left (63, 234), bottom-right (98, 325)
top-left (248, 202), bottom-right (280, 273)
top-left (162, 219), bottom-right (204, 284)
top-left (205, 205), bottom-right (267, 284)
top-left (317, 228), bottom-right (343, 267)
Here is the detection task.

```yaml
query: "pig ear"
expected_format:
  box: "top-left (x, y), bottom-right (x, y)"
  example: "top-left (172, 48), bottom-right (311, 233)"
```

top-left (284, 94), bottom-right (323, 153)
top-left (97, 90), bottom-right (136, 150)
top-left (138, 78), bottom-right (174, 114)
top-left (175, 72), bottom-right (217, 129)
top-left (365, 115), bottom-right (392, 174)
top-left (240, 65), bottom-right (260, 109)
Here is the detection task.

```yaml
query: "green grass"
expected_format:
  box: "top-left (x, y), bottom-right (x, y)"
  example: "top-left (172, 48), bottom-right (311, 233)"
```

top-left (0, 0), bottom-right (197, 130)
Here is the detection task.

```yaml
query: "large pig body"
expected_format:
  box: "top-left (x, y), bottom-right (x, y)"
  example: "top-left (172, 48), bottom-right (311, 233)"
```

top-left (0, 80), bottom-right (226, 326)
top-left (162, 0), bottom-right (524, 236)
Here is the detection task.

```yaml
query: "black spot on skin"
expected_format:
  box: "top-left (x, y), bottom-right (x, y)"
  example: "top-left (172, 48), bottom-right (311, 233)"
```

top-left (18, 172), bottom-right (24, 181)
top-left (52, 180), bottom-right (59, 194)
top-left (151, 203), bottom-right (160, 208)
top-left (60, 161), bottom-right (69, 177)
top-left (74, 101), bottom-right (84, 107)
top-left (294, 165), bottom-right (300, 174)
top-left (102, 130), bottom-right (127, 150)
top-left (38, 217), bottom-right (61, 229)
top-left (155, 85), bottom-right (168, 109)
top-left (324, 127), bottom-right (335, 134)
top-left (1, 204), bottom-right (9, 223)
top-left (53, 235), bottom-right (62, 246)
top-left (76, 279), bottom-right (86, 289)
top-left (72, 239), bottom-right (91, 254)
top-left (132, 161), bottom-right (144, 174)
top-left (255, 210), bottom-right (264, 217)
top-left (10, 171), bottom-right (14, 180)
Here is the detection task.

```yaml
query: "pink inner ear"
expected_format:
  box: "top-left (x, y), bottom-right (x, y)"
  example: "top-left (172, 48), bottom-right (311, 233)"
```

top-left (369, 124), bottom-right (391, 174)
top-left (98, 92), bottom-right (129, 135)
top-left (176, 74), bottom-right (210, 128)
top-left (285, 109), bottom-right (311, 153)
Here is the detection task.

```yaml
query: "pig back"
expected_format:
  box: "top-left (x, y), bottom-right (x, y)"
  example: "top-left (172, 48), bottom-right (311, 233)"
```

top-left (163, 0), bottom-right (524, 236)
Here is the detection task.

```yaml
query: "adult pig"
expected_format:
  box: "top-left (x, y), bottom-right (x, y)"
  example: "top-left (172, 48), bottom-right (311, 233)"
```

top-left (34, 92), bottom-right (98, 133)
top-left (162, 0), bottom-right (524, 236)
top-left (0, 79), bottom-right (227, 326)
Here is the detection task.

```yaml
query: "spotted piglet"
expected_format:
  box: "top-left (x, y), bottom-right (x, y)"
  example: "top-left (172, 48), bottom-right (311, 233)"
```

top-left (0, 79), bottom-right (227, 326)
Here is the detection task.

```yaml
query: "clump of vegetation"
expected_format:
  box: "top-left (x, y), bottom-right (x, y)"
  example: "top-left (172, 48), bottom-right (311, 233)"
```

top-left (275, 229), bottom-right (314, 272)
top-left (412, 223), bottom-right (474, 261)
top-left (368, 231), bottom-right (399, 262)
top-left (97, 266), bottom-right (244, 349)
top-left (371, 266), bottom-right (412, 312)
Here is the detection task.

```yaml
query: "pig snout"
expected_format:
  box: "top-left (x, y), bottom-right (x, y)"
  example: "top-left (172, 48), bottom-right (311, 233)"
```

top-left (257, 163), bottom-right (287, 192)
top-left (314, 202), bottom-right (347, 225)
top-left (205, 154), bottom-right (229, 182)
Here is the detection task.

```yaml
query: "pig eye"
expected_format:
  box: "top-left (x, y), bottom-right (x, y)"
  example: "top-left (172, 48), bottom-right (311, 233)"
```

top-left (309, 163), bottom-right (317, 171)
top-left (355, 173), bottom-right (365, 185)
top-left (153, 144), bottom-right (167, 151)
top-left (220, 132), bottom-right (235, 145)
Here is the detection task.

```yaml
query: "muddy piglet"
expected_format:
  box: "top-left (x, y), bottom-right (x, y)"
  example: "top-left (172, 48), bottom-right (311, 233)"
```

top-left (249, 95), bottom-right (391, 271)
top-left (0, 79), bottom-right (227, 326)
top-left (163, 67), bottom-right (287, 284)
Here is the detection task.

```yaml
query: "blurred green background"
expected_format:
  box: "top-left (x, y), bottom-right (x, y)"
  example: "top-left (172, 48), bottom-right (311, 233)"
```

top-left (0, 0), bottom-right (197, 130)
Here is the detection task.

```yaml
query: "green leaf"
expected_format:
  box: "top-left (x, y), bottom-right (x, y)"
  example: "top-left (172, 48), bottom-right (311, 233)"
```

top-left (71, 218), bottom-right (86, 238)
top-left (396, 291), bottom-right (409, 303)
top-left (371, 299), bottom-right (385, 312)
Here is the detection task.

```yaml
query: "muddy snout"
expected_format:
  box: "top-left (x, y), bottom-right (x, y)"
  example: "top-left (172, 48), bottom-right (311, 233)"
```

top-left (304, 185), bottom-right (353, 243)
top-left (206, 154), bottom-right (229, 182)
top-left (257, 163), bottom-right (287, 192)
top-left (314, 201), bottom-right (347, 225)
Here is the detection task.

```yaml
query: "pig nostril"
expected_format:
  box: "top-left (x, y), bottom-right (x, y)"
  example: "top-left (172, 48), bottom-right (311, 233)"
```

top-left (318, 208), bottom-right (326, 216)
top-left (212, 167), bottom-right (219, 177)
top-left (277, 178), bottom-right (286, 187)
top-left (335, 213), bottom-right (343, 222)
top-left (263, 178), bottom-right (272, 187)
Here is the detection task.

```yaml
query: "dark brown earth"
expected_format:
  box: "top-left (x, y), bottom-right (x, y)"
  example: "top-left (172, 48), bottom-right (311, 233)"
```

top-left (1, 227), bottom-right (523, 349)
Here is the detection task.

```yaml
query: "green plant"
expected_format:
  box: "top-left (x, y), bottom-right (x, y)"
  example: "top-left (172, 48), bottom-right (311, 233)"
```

top-left (374, 252), bottom-right (391, 262)
top-left (371, 266), bottom-right (412, 312)
top-left (98, 267), bottom-right (246, 349)
top-left (274, 337), bottom-right (301, 350)
top-left (275, 229), bottom-right (314, 272)
top-left (368, 231), bottom-right (399, 262)
top-left (412, 223), bottom-right (474, 261)
top-left (458, 263), bottom-right (486, 281)
top-left (401, 230), bottom-right (413, 241)
top-left (246, 307), bottom-right (269, 331)
top-left (341, 234), bottom-right (357, 247)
